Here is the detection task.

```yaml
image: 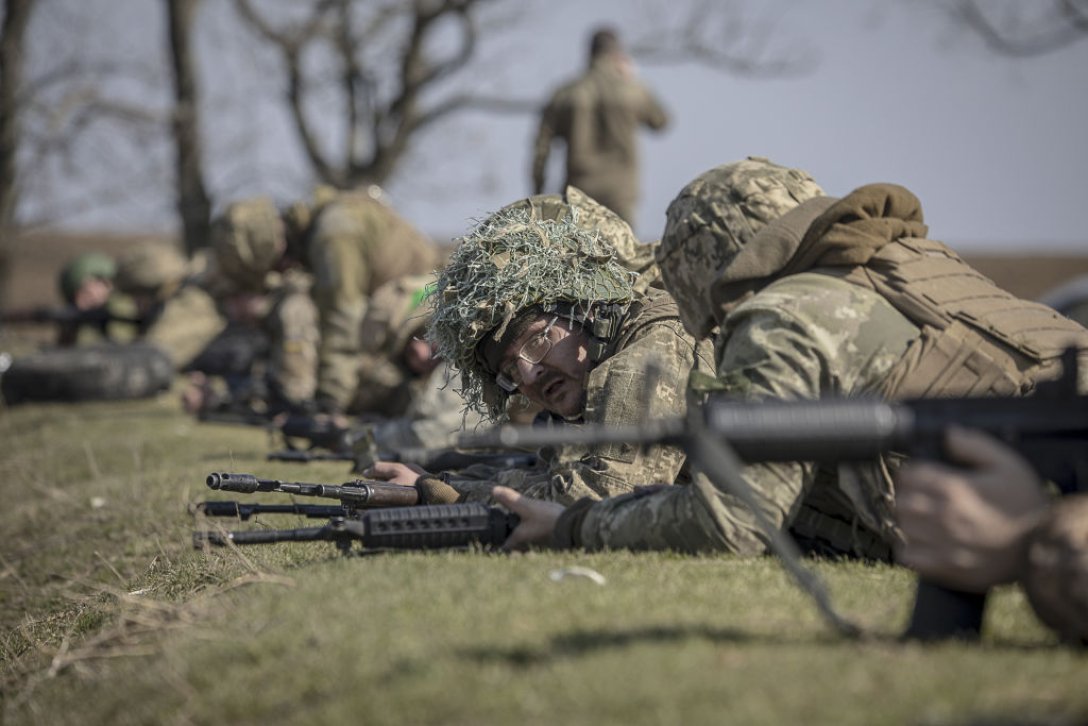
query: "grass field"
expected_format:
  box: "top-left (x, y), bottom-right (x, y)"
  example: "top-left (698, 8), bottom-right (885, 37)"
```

top-left (1, 386), bottom-right (1086, 726)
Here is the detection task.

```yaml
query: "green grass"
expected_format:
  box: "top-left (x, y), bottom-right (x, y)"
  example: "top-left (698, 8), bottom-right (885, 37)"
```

top-left (1, 392), bottom-right (1086, 725)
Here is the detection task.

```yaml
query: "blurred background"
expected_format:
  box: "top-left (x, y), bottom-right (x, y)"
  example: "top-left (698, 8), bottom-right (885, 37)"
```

top-left (3, 0), bottom-right (1087, 309)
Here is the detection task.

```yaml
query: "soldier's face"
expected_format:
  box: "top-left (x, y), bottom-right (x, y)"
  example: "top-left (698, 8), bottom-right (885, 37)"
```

top-left (497, 315), bottom-right (592, 419)
top-left (74, 278), bottom-right (112, 311)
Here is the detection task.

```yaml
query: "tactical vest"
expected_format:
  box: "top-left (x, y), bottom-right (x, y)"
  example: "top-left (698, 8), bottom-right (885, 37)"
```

top-left (840, 236), bottom-right (1088, 400)
top-left (793, 237), bottom-right (1088, 560)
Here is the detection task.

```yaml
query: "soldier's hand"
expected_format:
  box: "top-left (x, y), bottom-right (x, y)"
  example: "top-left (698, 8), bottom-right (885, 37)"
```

top-left (363, 461), bottom-right (428, 486)
top-left (894, 427), bottom-right (1050, 592)
top-left (492, 486), bottom-right (564, 550)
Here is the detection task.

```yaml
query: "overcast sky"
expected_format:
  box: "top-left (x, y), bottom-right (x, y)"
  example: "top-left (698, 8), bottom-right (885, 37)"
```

top-left (392, 0), bottom-right (1088, 252)
top-left (23, 0), bottom-right (1088, 254)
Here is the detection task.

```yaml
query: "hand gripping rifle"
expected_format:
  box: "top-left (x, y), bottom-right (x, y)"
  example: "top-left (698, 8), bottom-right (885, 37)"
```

top-left (458, 349), bottom-right (1088, 641)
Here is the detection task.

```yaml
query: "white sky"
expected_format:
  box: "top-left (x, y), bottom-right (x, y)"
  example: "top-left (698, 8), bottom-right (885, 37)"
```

top-left (23, 0), bottom-right (1088, 254)
top-left (389, 0), bottom-right (1088, 252)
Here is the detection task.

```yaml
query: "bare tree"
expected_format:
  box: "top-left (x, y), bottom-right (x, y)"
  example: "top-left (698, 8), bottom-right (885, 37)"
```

top-left (166, 0), bottom-right (212, 256)
top-left (0, 0), bottom-right (36, 298)
top-left (629, 0), bottom-right (816, 76)
top-left (232, 0), bottom-right (540, 190)
top-left (946, 0), bottom-right (1088, 56)
top-left (232, 0), bottom-right (813, 194)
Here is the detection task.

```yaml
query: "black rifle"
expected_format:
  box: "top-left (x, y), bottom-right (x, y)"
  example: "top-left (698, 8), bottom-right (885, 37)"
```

top-left (267, 447), bottom-right (538, 473)
top-left (205, 471), bottom-right (422, 510)
top-left (0, 305), bottom-right (143, 328)
top-left (196, 410), bottom-right (359, 455)
top-left (459, 349), bottom-right (1088, 641)
top-left (193, 500), bottom-right (348, 521)
top-left (193, 503), bottom-right (518, 553)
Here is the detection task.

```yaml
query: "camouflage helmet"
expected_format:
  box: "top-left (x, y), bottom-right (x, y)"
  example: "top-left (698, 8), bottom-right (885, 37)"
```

top-left (360, 273), bottom-right (436, 357)
top-left (114, 242), bottom-right (189, 299)
top-left (58, 252), bottom-right (116, 305)
top-left (211, 197), bottom-right (285, 292)
top-left (657, 157), bottom-right (824, 337)
top-left (428, 191), bottom-right (637, 418)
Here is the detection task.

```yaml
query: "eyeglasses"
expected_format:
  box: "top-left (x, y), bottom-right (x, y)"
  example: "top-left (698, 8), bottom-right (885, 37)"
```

top-left (495, 316), bottom-right (559, 393)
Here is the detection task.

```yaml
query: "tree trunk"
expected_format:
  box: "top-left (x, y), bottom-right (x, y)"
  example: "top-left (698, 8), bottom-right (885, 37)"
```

top-left (0, 0), bottom-right (35, 305)
top-left (165, 0), bottom-right (211, 258)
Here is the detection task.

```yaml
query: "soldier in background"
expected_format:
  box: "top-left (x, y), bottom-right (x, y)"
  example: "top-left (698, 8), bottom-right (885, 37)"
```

top-left (208, 186), bottom-right (438, 416)
top-left (301, 187), bottom-right (438, 415)
top-left (114, 241), bottom-right (226, 370)
top-left (54, 252), bottom-right (137, 346)
top-left (353, 274), bottom-right (485, 451)
top-left (531, 26), bottom-right (669, 227)
top-left (204, 197), bottom-right (319, 414)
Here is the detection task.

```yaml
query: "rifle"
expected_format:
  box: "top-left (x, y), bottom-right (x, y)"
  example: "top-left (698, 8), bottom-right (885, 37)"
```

top-left (0, 305), bottom-right (142, 328)
top-left (267, 447), bottom-right (538, 473)
top-left (196, 408), bottom-right (539, 474)
top-left (459, 348), bottom-right (1088, 641)
top-left (193, 500), bottom-right (348, 521)
top-left (204, 471), bottom-right (422, 510)
top-left (193, 503), bottom-right (517, 554)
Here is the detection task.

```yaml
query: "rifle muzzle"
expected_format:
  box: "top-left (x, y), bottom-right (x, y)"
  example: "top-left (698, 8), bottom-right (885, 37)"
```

top-left (207, 472), bottom-right (263, 493)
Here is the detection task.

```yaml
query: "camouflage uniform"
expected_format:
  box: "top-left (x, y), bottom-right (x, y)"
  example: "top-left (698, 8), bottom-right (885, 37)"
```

top-left (428, 189), bottom-right (712, 505)
top-left (306, 188), bottom-right (438, 412)
top-left (55, 252), bottom-right (137, 346)
top-left (211, 198), bottom-right (318, 410)
top-left (349, 273), bottom-right (484, 450)
top-left (557, 158), bottom-right (1088, 558)
top-left (115, 242), bottom-right (226, 370)
top-left (531, 54), bottom-right (669, 225)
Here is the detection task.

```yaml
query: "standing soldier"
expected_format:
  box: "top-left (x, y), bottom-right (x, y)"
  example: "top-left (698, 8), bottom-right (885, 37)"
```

top-left (531, 26), bottom-right (669, 228)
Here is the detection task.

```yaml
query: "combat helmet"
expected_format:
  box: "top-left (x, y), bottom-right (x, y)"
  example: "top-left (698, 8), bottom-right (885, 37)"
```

top-left (58, 252), bottom-right (116, 305)
top-left (114, 242), bottom-right (189, 300)
top-left (428, 190), bottom-right (637, 419)
top-left (657, 156), bottom-right (824, 338)
top-left (211, 197), bottom-right (285, 292)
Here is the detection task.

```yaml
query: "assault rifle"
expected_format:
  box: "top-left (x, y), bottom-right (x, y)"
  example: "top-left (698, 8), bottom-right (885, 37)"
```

top-left (193, 502), bottom-right (518, 553)
top-left (194, 472), bottom-right (517, 553)
top-left (0, 305), bottom-right (142, 329)
top-left (203, 471), bottom-right (422, 511)
top-left (459, 349), bottom-right (1088, 641)
top-left (197, 408), bottom-right (538, 474)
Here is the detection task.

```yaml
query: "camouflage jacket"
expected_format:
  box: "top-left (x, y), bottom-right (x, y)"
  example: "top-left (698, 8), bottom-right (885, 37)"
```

top-left (144, 284), bottom-right (227, 370)
top-left (531, 59), bottom-right (668, 224)
top-left (447, 288), bottom-right (713, 505)
top-left (564, 184), bottom-right (1088, 558)
top-left (307, 193), bottom-right (437, 411)
top-left (263, 269), bottom-right (319, 408)
top-left (569, 272), bottom-right (920, 557)
top-left (369, 361), bottom-right (486, 451)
